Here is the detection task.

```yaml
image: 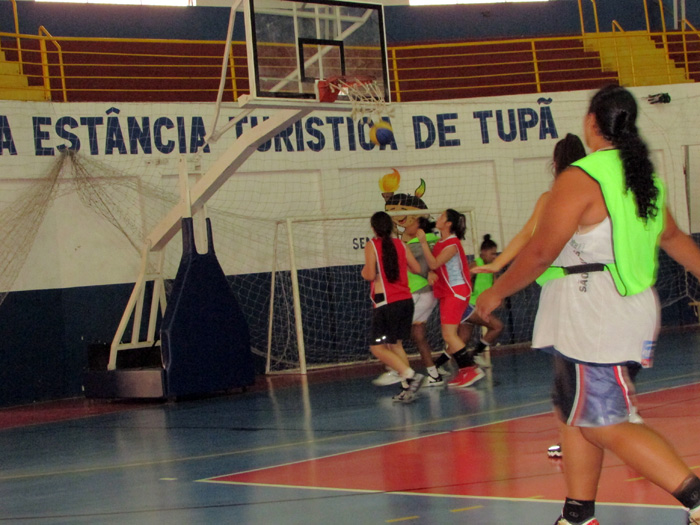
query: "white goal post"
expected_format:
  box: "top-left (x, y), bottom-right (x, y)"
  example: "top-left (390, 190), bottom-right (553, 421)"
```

top-left (265, 207), bottom-right (477, 374)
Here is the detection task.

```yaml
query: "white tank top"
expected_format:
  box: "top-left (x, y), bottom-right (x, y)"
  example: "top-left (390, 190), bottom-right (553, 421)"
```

top-left (532, 218), bottom-right (659, 365)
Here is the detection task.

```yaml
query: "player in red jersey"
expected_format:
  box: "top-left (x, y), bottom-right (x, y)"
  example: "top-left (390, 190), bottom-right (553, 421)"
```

top-left (362, 211), bottom-right (426, 403)
top-left (417, 209), bottom-right (484, 388)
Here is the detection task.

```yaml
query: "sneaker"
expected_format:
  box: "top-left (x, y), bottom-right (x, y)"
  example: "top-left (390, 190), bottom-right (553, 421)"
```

top-left (372, 369), bottom-right (402, 386)
top-left (689, 505), bottom-right (700, 525)
top-left (447, 366), bottom-right (485, 388)
top-left (406, 373), bottom-right (426, 396)
top-left (425, 374), bottom-right (445, 387)
top-left (437, 363), bottom-right (453, 376)
top-left (547, 443), bottom-right (562, 458)
top-left (473, 354), bottom-right (491, 369)
top-left (392, 388), bottom-right (412, 403)
top-left (553, 516), bottom-right (599, 525)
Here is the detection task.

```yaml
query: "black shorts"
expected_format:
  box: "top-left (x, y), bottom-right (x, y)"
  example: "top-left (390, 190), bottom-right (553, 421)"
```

top-left (369, 298), bottom-right (414, 346)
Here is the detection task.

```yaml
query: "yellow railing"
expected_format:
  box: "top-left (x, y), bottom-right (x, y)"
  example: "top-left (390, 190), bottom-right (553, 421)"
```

top-left (680, 19), bottom-right (700, 81)
top-left (578, 0), bottom-right (600, 34)
top-left (10, 0), bottom-right (22, 75)
top-left (0, 32), bottom-right (245, 102)
top-left (38, 26), bottom-right (65, 102)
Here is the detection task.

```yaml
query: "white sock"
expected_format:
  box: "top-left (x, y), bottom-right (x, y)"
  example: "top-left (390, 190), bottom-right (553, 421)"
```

top-left (426, 365), bottom-right (438, 378)
top-left (400, 368), bottom-right (415, 380)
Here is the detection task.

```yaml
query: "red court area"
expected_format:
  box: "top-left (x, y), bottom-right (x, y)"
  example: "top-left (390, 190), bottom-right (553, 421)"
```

top-left (207, 383), bottom-right (700, 507)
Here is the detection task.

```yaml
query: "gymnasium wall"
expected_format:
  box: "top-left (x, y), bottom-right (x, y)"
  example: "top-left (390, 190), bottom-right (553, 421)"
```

top-left (1, 83), bottom-right (699, 406)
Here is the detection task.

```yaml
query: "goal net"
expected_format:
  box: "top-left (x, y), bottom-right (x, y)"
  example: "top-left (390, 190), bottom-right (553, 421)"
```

top-left (265, 208), bottom-right (477, 374)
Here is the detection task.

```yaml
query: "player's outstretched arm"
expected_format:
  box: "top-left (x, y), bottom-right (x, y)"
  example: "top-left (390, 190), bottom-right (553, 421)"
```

top-left (473, 191), bottom-right (551, 274)
top-left (660, 209), bottom-right (700, 281)
top-left (417, 229), bottom-right (456, 270)
top-left (476, 168), bottom-right (598, 318)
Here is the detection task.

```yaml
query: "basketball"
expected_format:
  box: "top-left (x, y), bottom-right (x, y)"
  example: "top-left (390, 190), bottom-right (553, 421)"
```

top-left (370, 121), bottom-right (394, 146)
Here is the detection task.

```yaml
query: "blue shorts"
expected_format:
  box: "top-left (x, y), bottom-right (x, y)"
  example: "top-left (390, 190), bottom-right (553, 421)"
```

top-left (460, 303), bottom-right (476, 324)
top-left (552, 353), bottom-right (638, 427)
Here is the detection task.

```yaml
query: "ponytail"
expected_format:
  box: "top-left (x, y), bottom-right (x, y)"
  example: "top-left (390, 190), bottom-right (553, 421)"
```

top-left (445, 208), bottom-right (467, 240)
top-left (370, 211), bottom-right (400, 282)
top-left (589, 85), bottom-right (658, 221)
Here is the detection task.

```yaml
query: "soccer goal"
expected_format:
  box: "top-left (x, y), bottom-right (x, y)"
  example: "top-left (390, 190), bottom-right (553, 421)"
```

top-left (264, 207), bottom-right (477, 374)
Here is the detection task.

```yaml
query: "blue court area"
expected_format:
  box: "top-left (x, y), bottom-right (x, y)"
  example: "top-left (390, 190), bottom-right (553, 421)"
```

top-left (0, 329), bottom-right (698, 524)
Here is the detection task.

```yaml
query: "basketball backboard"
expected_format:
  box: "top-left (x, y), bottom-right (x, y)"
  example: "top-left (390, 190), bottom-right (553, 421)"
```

top-left (243, 0), bottom-right (390, 104)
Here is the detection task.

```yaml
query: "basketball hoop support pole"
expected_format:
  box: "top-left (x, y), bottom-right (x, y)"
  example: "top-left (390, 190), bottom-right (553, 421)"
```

top-left (208, 0), bottom-right (245, 144)
top-left (108, 155), bottom-right (195, 371)
top-left (109, 106), bottom-right (311, 371)
top-left (108, 241), bottom-right (166, 370)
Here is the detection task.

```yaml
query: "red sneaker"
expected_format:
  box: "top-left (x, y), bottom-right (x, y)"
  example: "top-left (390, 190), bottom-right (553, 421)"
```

top-left (447, 365), bottom-right (484, 388)
top-left (554, 517), bottom-right (599, 525)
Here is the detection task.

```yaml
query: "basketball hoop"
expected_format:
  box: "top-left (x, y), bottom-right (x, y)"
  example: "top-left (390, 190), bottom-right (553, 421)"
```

top-left (316, 75), bottom-right (391, 121)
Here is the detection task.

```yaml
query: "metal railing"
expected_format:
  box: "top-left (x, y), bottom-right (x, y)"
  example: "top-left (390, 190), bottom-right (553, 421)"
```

top-left (38, 26), bottom-right (66, 102)
top-left (679, 19), bottom-right (700, 80)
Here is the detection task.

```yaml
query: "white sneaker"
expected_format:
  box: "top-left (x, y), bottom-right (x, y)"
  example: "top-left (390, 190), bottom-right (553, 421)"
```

top-left (392, 388), bottom-right (412, 402)
top-left (437, 360), bottom-right (455, 377)
top-left (689, 506), bottom-right (700, 525)
top-left (372, 369), bottom-right (402, 386)
top-left (473, 354), bottom-right (491, 369)
top-left (425, 374), bottom-right (445, 387)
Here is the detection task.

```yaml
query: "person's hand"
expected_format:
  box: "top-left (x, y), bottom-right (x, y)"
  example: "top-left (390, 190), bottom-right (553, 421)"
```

top-left (475, 287), bottom-right (502, 321)
top-left (472, 263), bottom-right (500, 274)
top-left (428, 271), bottom-right (437, 285)
top-left (416, 228), bottom-right (426, 242)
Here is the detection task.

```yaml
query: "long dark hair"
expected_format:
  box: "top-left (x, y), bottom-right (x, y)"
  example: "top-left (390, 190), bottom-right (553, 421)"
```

top-left (371, 211), bottom-right (399, 282)
top-left (588, 85), bottom-right (658, 221)
top-left (553, 133), bottom-right (586, 176)
top-left (445, 208), bottom-right (467, 240)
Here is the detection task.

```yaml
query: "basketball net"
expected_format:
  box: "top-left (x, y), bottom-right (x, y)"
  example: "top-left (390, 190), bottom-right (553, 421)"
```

top-left (317, 76), bottom-right (392, 121)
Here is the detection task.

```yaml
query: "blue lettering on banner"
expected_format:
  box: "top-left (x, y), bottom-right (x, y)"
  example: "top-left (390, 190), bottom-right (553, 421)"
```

top-left (413, 114), bottom-right (462, 149)
top-left (128, 116), bottom-right (152, 155)
top-left (55, 116), bottom-right (80, 152)
top-left (496, 110), bottom-right (517, 142)
top-left (153, 116), bottom-right (175, 154)
top-left (305, 116), bottom-right (325, 152)
top-left (106, 108), bottom-right (128, 155)
top-left (80, 116), bottom-right (103, 155)
top-left (412, 115), bottom-right (435, 149)
top-left (0, 115), bottom-right (18, 155)
top-left (473, 104), bottom-right (558, 144)
top-left (33, 116), bottom-right (54, 156)
top-left (2, 101), bottom-right (559, 156)
top-left (437, 113), bottom-right (460, 147)
top-left (352, 237), bottom-right (371, 250)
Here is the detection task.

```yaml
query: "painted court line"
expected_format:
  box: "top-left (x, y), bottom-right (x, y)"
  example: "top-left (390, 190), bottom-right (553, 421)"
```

top-left (201, 384), bottom-right (700, 509)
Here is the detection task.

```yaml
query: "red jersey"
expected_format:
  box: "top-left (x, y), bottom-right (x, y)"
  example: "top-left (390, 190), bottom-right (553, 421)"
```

top-left (432, 235), bottom-right (472, 300)
top-left (370, 238), bottom-right (412, 307)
